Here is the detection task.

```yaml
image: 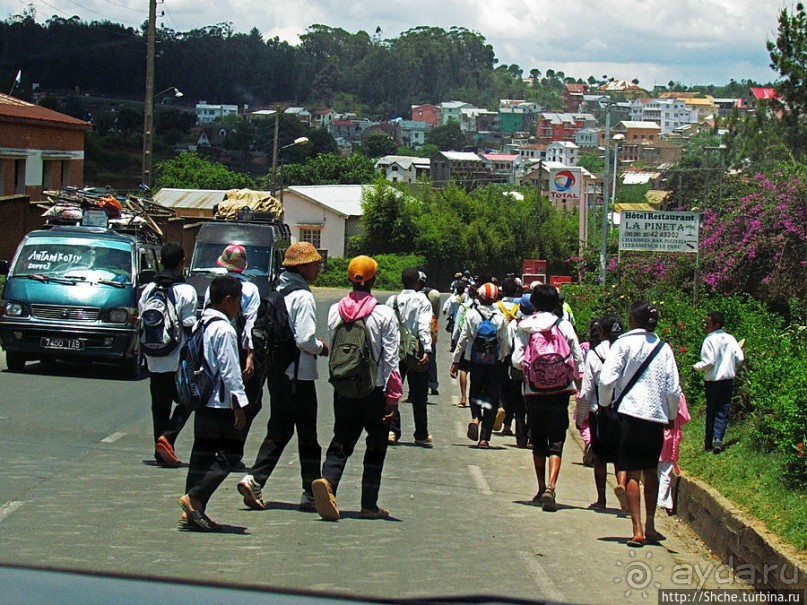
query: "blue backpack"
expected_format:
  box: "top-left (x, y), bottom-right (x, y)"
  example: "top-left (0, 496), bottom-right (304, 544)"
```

top-left (470, 312), bottom-right (499, 365)
top-left (175, 316), bottom-right (226, 410)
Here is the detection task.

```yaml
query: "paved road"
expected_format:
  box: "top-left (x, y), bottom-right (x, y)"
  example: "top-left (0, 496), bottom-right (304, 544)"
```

top-left (0, 288), bottom-right (746, 602)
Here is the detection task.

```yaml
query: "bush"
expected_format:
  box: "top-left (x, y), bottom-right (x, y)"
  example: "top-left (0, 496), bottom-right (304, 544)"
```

top-left (316, 253), bottom-right (427, 292)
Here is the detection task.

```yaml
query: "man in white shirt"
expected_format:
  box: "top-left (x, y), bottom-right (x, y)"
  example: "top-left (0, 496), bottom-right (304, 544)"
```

top-left (386, 267), bottom-right (433, 446)
top-left (138, 242), bottom-right (197, 468)
top-left (693, 311), bottom-right (745, 454)
top-left (238, 242), bottom-right (329, 511)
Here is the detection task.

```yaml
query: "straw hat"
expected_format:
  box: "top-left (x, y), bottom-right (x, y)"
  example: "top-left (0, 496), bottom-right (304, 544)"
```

top-left (283, 242), bottom-right (322, 267)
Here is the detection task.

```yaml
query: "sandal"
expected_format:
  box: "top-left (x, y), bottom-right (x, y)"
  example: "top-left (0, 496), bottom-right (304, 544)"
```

top-left (627, 537), bottom-right (645, 548)
top-left (178, 495), bottom-right (215, 532)
top-left (540, 487), bottom-right (557, 512)
top-left (613, 485), bottom-right (629, 512)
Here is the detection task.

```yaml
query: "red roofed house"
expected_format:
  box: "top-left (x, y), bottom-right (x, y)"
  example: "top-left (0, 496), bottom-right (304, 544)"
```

top-left (564, 83), bottom-right (587, 113)
top-left (0, 93), bottom-right (91, 199)
top-left (411, 104), bottom-right (441, 127)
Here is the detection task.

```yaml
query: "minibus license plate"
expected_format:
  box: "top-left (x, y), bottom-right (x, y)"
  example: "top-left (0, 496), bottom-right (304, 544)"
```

top-left (41, 337), bottom-right (84, 350)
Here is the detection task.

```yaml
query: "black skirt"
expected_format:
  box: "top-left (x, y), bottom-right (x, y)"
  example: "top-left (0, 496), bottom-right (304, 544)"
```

top-left (616, 413), bottom-right (665, 471)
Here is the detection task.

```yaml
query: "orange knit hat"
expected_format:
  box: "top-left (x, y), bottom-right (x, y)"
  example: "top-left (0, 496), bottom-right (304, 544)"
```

top-left (283, 242), bottom-right (322, 267)
top-left (348, 255), bottom-right (378, 285)
top-left (477, 282), bottom-right (499, 303)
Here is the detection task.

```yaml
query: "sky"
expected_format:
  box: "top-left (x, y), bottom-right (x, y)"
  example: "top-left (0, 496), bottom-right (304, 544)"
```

top-left (2, 0), bottom-right (790, 88)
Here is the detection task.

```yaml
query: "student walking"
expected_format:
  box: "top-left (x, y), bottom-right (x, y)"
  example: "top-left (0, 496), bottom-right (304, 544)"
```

top-left (420, 271), bottom-right (442, 396)
top-left (451, 282), bottom-right (510, 448)
top-left (138, 242), bottom-right (198, 467)
top-left (386, 268), bottom-right (433, 446)
top-left (238, 242), bottom-right (328, 512)
top-left (312, 256), bottom-right (402, 521)
top-left (496, 277), bottom-right (522, 436)
top-left (502, 293), bottom-right (533, 448)
top-left (178, 276), bottom-right (249, 531)
top-left (578, 315), bottom-right (625, 510)
top-left (575, 319), bottom-right (603, 467)
top-left (599, 302), bottom-right (681, 547)
top-left (658, 393), bottom-right (690, 514)
top-left (693, 311), bottom-right (744, 454)
top-left (511, 285), bottom-right (583, 511)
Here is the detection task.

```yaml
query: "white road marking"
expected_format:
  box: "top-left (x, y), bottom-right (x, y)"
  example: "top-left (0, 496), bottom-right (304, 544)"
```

top-left (517, 551), bottom-right (565, 602)
top-left (468, 465), bottom-right (492, 495)
top-left (101, 431), bottom-right (127, 444)
top-left (0, 501), bottom-right (24, 523)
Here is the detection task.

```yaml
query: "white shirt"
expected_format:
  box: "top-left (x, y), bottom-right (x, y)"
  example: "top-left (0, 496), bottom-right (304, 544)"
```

top-left (599, 329), bottom-right (681, 423)
top-left (386, 290), bottom-right (433, 354)
top-left (328, 302), bottom-right (400, 390)
top-left (579, 340), bottom-right (610, 413)
top-left (138, 280), bottom-right (198, 373)
top-left (203, 272), bottom-right (260, 351)
top-left (452, 303), bottom-right (511, 363)
top-left (279, 272), bottom-right (323, 381)
top-left (198, 308), bottom-right (248, 410)
top-left (693, 329), bottom-right (744, 381)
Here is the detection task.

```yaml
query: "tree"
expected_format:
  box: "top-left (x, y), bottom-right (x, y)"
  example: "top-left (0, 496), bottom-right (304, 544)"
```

top-left (426, 120), bottom-right (466, 151)
top-left (767, 2), bottom-right (807, 153)
top-left (155, 152), bottom-right (255, 189)
top-left (362, 133), bottom-right (398, 158)
top-left (357, 182), bottom-right (419, 254)
top-left (274, 153), bottom-right (375, 186)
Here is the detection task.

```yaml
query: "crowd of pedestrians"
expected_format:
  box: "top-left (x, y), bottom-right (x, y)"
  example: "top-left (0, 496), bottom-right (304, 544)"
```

top-left (139, 245), bottom-right (740, 547)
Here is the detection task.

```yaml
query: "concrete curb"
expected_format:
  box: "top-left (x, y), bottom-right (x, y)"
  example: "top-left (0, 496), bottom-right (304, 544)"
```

top-left (674, 473), bottom-right (807, 591)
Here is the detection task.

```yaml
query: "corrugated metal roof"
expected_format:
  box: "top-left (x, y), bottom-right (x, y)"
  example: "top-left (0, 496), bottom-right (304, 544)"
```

top-left (0, 93), bottom-right (90, 128)
top-left (615, 202), bottom-right (655, 212)
top-left (441, 151), bottom-right (482, 161)
top-left (153, 188), bottom-right (228, 210)
top-left (287, 185), bottom-right (371, 217)
top-left (622, 172), bottom-right (661, 185)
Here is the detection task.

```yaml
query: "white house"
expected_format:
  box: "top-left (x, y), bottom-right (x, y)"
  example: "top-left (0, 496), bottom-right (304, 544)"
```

top-left (281, 184), bottom-right (371, 258)
top-left (630, 98), bottom-right (699, 134)
top-left (195, 102), bottom-right (239, 124)
top-left (545, 141), bottom-right (580, 166)
top-left (398, 120), bottom-right (430, 149)
top-left (439, 101), bottom-right (474, 125)
top-left (374, 155), bottom-right (431, 183)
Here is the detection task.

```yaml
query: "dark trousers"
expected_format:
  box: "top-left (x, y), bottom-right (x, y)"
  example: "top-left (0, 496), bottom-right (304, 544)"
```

top-left (705, 379), bottom-right (733, 447)
top-left (390, 363), bottom-right (429, 440)
top-left (250, 374), bottom-right (321, 495)
top-left (501, 376), bottom-right (528, 446)
top-left (241, 357), bottom-right (265, 438)
top-left (469, 362), bottom-right (503, 441)
top-left (185, 407), bottom-right (246, 507)
top-left (526, 393), bottom-right (570, 457)
top-left (321, 387), bottom-right (389, 510)
top-left (428, 347), bottom-right (439, 390)
top-left (149, 370), bottom-right (191, 446)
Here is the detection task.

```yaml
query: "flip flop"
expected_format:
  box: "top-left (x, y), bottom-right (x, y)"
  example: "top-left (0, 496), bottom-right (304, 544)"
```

top-left (613, 485), bottom-right (629, 512)
top-left (178, 495), bottom-right (214, 531)
top-left (627, 538), bottom-right (645, 548)
top-left (467, 421), bottom-right (479, 441)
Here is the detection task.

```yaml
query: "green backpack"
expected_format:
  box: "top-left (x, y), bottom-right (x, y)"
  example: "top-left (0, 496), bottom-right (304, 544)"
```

top-left (392, 295), bottom-right (427, 373)
top-left (328, 318), bottom-right (378, 399)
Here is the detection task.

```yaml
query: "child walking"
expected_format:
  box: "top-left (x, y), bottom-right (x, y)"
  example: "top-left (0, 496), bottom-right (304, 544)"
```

top-left (658, 393), bottom-right (690, 514)
top-left (178, 276), bottom-right (249, 531)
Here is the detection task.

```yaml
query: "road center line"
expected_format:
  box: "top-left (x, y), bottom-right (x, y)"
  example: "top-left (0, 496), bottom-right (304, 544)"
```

top-left (0, 501), bottom-right (24, 523)
top-left (468, 465), bottom-right (492, 495)
top-left (101, 431), bottom-right (127, 444)
top-left (517, 551), bottom-right (565, 602)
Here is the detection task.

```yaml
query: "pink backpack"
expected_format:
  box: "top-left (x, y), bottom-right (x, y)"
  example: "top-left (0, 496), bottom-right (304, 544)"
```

top-left (522, 320), bottom-right (577, 393)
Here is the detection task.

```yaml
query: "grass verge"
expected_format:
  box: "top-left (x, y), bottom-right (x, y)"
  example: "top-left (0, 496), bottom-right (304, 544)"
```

top-left (679, 407), bottom-right (807, 552)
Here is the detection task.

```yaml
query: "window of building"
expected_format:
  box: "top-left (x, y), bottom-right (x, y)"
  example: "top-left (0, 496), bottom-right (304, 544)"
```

top-left (299, 228), bottom-right (322, 249)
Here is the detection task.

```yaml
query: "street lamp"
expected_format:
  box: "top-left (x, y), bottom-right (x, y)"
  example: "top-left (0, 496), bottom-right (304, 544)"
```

top-left (599, 99), bottom-right (613, 285)
top-left (278, 137), bottom-right (310, 205)
top-left (142, 85), bottom-right (185, 191)
top-left (155, 87), bottom-right (183, 103)
top-left (611, 133), bottom-right (625, 205)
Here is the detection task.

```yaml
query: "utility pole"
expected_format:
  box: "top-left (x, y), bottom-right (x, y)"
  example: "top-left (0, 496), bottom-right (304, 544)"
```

top-left (270, 104), bottom-right (281, 197)
top-left (536, 158), bottom-right (543, 259)
top-left (599, 101), bottom-right (612, 285)
top-left (141, 0), bottom-right (156, 189)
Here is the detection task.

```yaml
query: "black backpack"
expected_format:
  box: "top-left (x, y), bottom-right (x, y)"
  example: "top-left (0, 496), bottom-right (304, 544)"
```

top-left (175, 316), bottom-right (226, 410)
top-left (252, 283), bottom-right (306, 379)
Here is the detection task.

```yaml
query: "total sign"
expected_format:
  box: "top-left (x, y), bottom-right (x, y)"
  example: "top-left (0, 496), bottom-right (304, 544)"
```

top-left (548, 168), bottom-right (582, 204)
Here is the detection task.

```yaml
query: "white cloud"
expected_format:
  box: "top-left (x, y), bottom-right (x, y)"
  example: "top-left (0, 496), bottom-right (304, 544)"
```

top-left (5, 0), bottom-right (786, 84)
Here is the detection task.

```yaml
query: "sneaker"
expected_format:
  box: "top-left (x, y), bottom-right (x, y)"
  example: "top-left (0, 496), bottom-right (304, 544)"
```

top-left (300, 491), bottom-right (317, 512)
top-left (712, 441), bottom-right (724, 454)
top-left (360, 506), bottom-right (390, 519)
top-left (540, 488), bottom-right (557, 512)
top-left (237, 475), bottom-right (266, 510)
top-left (155, 436), bottom-right (180, 467)
top-left (493, 408), bottom-right (506, 432)
top-left (467, 421), bottom-right (479, 441)
top-left (414, 434), bottom-right (433, 447)
top-left (312, 478), bottom-right (340, 521)
top-left (388, 431), bottom-right (399, 445)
